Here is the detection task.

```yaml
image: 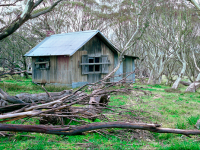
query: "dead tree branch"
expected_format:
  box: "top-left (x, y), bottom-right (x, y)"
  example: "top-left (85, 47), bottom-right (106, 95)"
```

top-left (0, 122), bottom-right (200, 136)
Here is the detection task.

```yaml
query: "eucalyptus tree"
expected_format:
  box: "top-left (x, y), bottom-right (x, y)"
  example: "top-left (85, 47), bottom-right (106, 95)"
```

top-left (128, 1), bottom-right (184, 85)
top-left (0, 0), bottom-right (65, 41)
top-left (164, 59), bottom-right (179, 86)
top-left (142, 11), bottom-right (176, 85)
top-left (185, 49), bottom-right (200, 92)
top-left (0, 27), bottom-right (38, 71)
top-left (170, 9), bottom-right (198, 89)
top-left (103, 0), bottom-right (153, 80)
top-left (185, 35), bottom-right (200, 83)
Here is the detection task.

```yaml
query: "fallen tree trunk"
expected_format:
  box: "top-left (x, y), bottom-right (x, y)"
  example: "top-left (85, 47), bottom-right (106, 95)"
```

top-left (0, 88), bottom-right (25, 104)
top-left (180, 81), bottom-right (191, 86)
top-left (0, 100), bottom-right (8, 107)
top-left (15, 90), bottom-right (73, 103)
top-left (185, 82), bottom-right (200, 92)
top-left (0, 122), bottom-right (200, 136)
top-left (0, 88), bottom-right (88, 104)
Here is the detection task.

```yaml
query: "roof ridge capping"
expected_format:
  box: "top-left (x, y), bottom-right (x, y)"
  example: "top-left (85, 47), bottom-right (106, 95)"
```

top-left (51, 30), bottom-right (99, 37)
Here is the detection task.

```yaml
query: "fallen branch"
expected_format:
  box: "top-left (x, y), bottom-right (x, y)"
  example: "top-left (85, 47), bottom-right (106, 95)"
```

top-left (0, 122), bottom-right (200, 136)
top-left (0, 111), bottom-right (39, 119)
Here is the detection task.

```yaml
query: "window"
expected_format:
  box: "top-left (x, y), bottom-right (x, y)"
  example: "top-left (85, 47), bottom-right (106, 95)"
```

top-left (88, 57), bottom-right (101, 73)
top-left (89, 57), bottom-right (94, 72)
top-left (81, 55), bottom-right (110, 74)
top-left (35, 57), bottom-right (50, 70)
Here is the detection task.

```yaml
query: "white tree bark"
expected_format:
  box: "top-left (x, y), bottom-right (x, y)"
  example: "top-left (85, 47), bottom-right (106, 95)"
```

top-left (183, 0), bottom-right (200, 92)
top-left (185, 82), bottom-right (200, 92)
top-left (103, 16), bottom-right (140, 81)
top-left (146, 50), bottom-right (168, 85)
top-left (172, 61), bottom-right (187, 89)
top-left (188, 0), bottom-right (200, 10)
top-left (184, 51), bottom-right (200, 92)
top-left (196, 73), bottom-right (200, 82)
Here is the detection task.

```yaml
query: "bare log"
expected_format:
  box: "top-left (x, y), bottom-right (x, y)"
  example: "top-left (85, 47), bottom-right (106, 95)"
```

top-left (0, 88), bottom-right (25, 104)
top-left (185, 82), bottom-right (200, 92)
top-left (0, 87), bottom-right (73, 104)
top-left (180, 81), bottom-right (191, 86)
top-left (16, 90), bottom-right (73, 103)
top-left (0, 100), bottom-right (8, 107)
top-left (1, 122), bottom-right (200, 136)
top-left (0, 111), bottom-right (39, 119)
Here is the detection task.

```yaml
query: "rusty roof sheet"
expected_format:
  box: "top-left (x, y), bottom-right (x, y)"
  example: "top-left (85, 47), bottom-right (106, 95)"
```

top-left (24, 30), bottom-right (119, 57)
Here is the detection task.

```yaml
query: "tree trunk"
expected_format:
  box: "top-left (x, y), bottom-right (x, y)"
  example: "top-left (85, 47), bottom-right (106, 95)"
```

top-left (196, 73), bottom-right (200, 82)
top-left (23, 57), bottom-right (29, 78)
top-left (185, 82), bottom-right (200, 92)
top-left (147, 70), bottom-right (153, 84)
top-left (147, 71), bottom-right (162, 85)
top-left (171, 61), bottom-right (186, 89)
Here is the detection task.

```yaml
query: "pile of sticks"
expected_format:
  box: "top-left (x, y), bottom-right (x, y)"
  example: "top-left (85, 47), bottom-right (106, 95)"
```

top-left (0, 73), bottom-right (135, 124)
top-left (1, 73), bottom-right (200, 137)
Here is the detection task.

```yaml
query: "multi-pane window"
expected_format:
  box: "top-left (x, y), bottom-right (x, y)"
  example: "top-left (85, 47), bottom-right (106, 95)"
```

top-left (81, 55), bottom-right (110, 74)
top-left (35, 57), bottom-right (50, 70)
top-left (88, 57), bottom-right (101, 72)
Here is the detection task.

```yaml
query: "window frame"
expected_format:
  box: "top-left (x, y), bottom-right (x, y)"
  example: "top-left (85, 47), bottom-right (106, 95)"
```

top-left (81, 55), bottom-right (110, 75)
top-left (88, 57), bottom-right (101, 73)
top-left (35, 57), bottom-right (50, 70)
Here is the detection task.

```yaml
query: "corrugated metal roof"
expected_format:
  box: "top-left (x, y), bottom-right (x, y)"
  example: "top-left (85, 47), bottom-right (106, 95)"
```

top-left (24, 30), bottom-right (119, 57)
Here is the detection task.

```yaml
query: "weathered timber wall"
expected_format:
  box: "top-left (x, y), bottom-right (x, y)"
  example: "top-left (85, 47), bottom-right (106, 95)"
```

top-left (32, 56), bottom-right (72, 85)
top-left (123, 56), bottom-right (135, 82)
top-left (77, 36), bottom-right (116, 83)
top-left (32, 35), bottom-right (119, 86)
top-left (70, 51), bottom-right (87, 84)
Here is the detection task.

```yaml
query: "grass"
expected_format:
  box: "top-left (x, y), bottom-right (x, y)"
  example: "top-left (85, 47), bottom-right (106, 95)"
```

top-left (1, 76), bottom-right (200, 149)
top-left (0, 75), bottom-right (71, 95)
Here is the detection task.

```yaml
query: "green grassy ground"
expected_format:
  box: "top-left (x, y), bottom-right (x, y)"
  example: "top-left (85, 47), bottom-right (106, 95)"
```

top-left (1, 76), bottom-right (200, 149)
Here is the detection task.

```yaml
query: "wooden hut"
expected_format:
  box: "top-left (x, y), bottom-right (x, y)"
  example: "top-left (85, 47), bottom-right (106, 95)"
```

top-left (24, 30), bottom-right (138, 88)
